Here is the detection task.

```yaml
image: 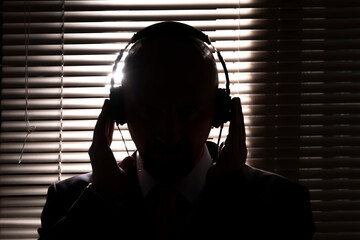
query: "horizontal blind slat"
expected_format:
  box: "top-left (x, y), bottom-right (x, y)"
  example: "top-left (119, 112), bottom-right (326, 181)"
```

top-left (4, 29), bottom-right (360, 45)
top-left (0, 163), bottom-right (92, 174)
top-left (0, 175), bottom-right (77, 186)
top-left (4, 9), bottom-right (242, 22)
top-left (3, 0), bottom-right (241, 11)
top-left (0, 207), bottom-right (42, 217)
top-left (0, 141), bottom-right (135, 152)
top-left (4, 8), bottom-right (360, 22)
top-left (4, 0), bottom-right (360, 11)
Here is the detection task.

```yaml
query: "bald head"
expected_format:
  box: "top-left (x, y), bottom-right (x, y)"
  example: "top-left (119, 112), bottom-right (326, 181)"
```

top-left (121, 36), bottom-right (218, 92)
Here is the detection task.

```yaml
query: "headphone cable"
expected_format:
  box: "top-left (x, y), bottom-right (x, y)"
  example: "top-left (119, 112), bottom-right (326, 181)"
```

top-left (117, 124), bottom-right (130, 157)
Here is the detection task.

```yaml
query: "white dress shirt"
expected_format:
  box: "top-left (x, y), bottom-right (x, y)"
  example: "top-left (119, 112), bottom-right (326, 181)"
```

top-left (136, 144), bottom-right (213, 203)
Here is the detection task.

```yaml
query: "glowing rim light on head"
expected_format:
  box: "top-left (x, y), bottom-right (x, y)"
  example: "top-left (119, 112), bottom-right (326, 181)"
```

top-left (111, 50), bottom-right (129, 87)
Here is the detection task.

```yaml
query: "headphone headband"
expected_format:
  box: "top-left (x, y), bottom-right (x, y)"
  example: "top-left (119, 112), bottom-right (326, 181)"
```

top-left (130, 21), bottom-right (211, 45)
top-left (111, 21), bottom-right (230, 93)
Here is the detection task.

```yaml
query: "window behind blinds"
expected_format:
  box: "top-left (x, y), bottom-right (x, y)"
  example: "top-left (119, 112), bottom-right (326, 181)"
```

top-left (1, 1), bottom-right (359, 240)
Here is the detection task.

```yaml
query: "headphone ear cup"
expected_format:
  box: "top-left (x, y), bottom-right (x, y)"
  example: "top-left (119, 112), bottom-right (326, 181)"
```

top-left (213, 88), bottom-right (232, 128)
top-left (110, 86), bottom-right (126, 125)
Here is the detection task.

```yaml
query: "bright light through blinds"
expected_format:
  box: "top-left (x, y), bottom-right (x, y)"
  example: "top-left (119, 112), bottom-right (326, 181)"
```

top-left (1, 1), bottom-right (360, 240)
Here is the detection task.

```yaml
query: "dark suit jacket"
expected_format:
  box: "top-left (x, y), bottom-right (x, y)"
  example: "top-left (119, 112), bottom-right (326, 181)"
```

top-left (38, 143), bottom-right (316, 240)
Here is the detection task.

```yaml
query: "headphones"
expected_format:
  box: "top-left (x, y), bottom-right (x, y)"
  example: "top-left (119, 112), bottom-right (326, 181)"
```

top-left (110, 21), bottom-right (232, 128)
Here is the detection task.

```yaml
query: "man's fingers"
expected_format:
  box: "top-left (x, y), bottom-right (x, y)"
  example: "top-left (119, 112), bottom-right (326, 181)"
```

top-left (93, 99), bottom-right (114, 146)
top-left (223, 97), bottom-right (247, 163)
top-left (225, 97), bottom-right (244, 145)
top-left (89, 99), bottom-right (127, 201)
top-left (94, 100), bottom-right (109, 132)
top-left (89, 99), bottom-right (117, 167)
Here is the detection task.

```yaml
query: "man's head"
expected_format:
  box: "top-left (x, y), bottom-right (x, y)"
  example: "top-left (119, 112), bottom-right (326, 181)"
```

top-left (121, 35), bottom-right (218, 184)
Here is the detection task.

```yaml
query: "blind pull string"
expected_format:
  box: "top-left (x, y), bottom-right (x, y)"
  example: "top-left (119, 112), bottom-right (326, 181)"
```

top-left (19, 1), bottom-right (36, 164)
top-left (237, 0), bottom-right (242, 139)
top-left (58, 0), bottom-right (65, 181)
top-left (237, 0), bottom-right (241, 89)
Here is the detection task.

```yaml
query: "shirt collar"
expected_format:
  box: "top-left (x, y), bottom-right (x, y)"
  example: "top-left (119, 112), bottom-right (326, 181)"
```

top-left (136, 144), bottom-right (213, 203)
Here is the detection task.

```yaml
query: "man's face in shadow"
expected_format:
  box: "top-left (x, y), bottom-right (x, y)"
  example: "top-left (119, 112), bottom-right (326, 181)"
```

top-left (122, 37), bottom-right (218, 184)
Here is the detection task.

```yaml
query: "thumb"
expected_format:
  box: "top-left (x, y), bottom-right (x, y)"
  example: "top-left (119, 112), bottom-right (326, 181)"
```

top-left (119, 156), bottom-right (136, 174)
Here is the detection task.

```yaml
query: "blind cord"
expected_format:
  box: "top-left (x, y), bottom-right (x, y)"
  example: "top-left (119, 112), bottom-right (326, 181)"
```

top-left (58, 0), bottom-right (65, 181)
top-left (19, 1), bottom-right (36, 164)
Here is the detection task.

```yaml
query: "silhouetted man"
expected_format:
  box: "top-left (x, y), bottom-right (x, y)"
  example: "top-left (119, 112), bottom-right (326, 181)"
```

top-left (38, 22), bottom-right (316, 240)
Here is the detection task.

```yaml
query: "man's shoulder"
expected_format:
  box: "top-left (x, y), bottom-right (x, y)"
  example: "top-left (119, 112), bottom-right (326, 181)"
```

top-left (52, 172), bottom-right (92, 194)
top-left (41, 173), bottom-right (94, 223)
top-left (243, 164), bottom-right (292, 183)
top-left (242, 164), bottom-right (309, 196)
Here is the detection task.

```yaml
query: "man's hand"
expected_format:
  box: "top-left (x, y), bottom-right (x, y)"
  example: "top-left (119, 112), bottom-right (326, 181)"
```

top-left (88, 99), bottom-right (135, 201)
top-left (207, 97), bottom-right (247, 184)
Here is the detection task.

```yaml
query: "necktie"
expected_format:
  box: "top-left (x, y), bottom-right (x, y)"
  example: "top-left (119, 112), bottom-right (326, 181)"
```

top-left (154, 186), bottom-right (178, 240)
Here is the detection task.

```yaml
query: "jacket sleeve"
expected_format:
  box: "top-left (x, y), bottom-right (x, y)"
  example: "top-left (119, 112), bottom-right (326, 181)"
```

top-left (38, 183), bottom-right (123, 240)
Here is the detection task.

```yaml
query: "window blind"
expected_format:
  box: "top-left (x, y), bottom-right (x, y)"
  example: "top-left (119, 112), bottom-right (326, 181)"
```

top-left (1, 1), bottom-right (359, 239)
